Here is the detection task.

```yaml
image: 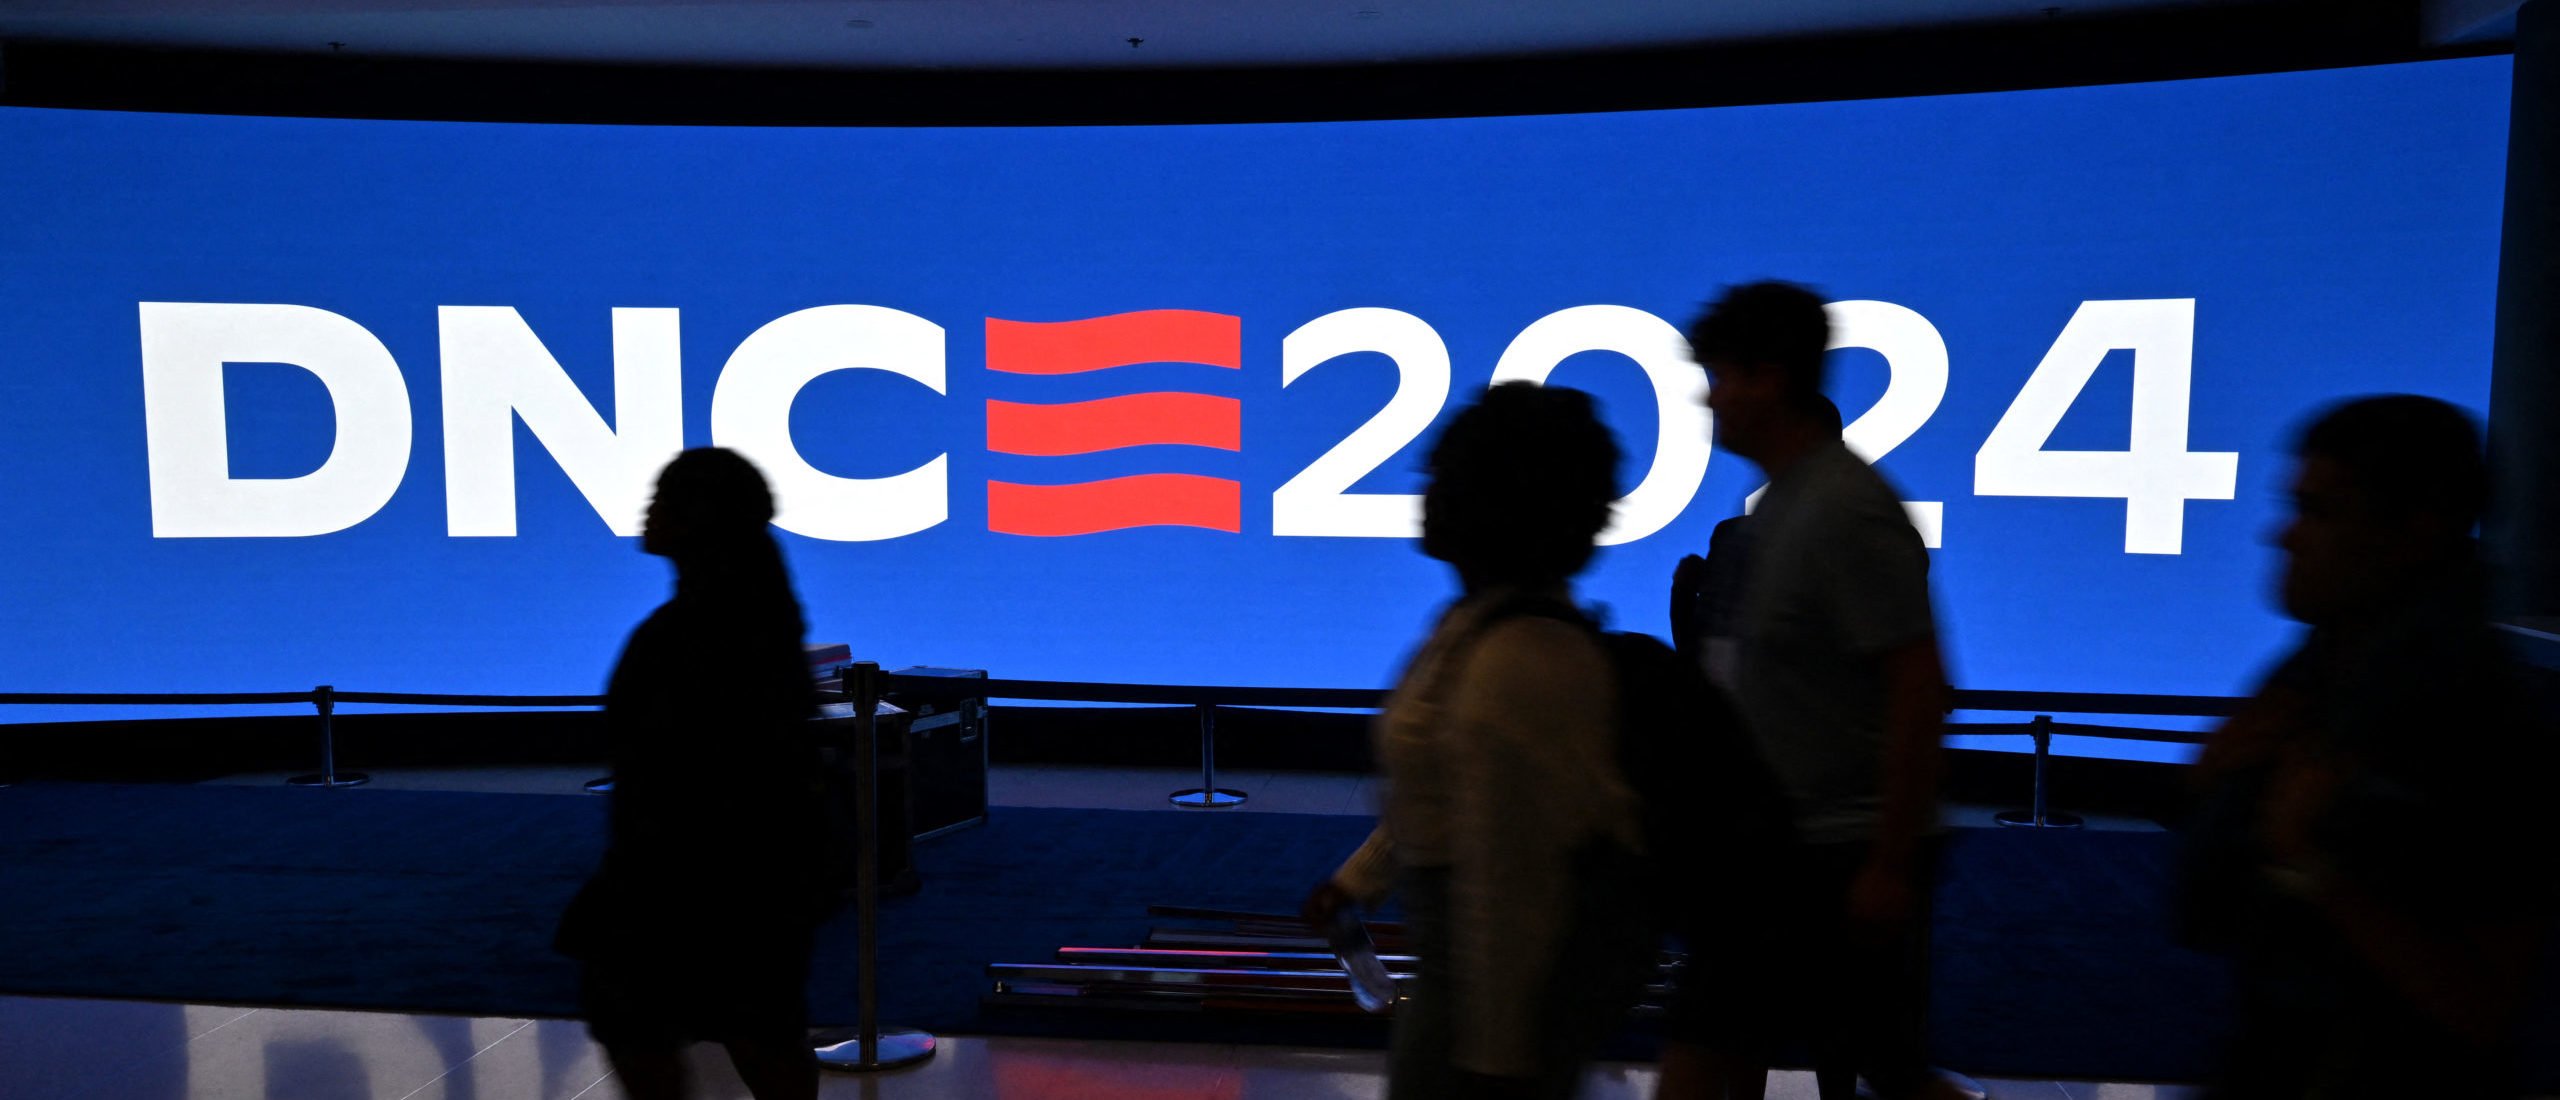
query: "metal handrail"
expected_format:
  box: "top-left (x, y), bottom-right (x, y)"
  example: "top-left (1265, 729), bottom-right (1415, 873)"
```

top-left (0, 691), bottom-right (603, 708)
top-left (0, 681), bottom-right (2245, 720)
top-left (857, 674), bottom-right (2247, 722)
top-left (0, 677), bottom-right (2239, 807)
top-left (0, 691), bottom-right (331, 706)
top-left (0, 686), bottom-right (608, 788)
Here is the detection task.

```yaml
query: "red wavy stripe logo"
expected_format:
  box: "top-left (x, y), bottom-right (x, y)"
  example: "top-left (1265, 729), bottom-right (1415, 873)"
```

top-left (987, 474), bottom-right (1242, 536)
top-left (985, 310), bottom-right (1242, 374)
top-left (986, 393), bottom-right (1242, 456)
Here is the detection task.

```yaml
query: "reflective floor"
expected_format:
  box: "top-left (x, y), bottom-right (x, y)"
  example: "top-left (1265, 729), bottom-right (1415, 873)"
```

top-left (0, 765), bottom-right (2193, 1097)
top-left (0, 994), bottom-right (2208, 1100)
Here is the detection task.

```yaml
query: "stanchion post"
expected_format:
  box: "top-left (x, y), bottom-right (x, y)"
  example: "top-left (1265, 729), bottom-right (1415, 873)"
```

top-left (815, 661), bottom-right (935, 1072)
top-left (1994, 714), bottom-right (2081, 829)
top-left (286, 685), bottom-right (369, 788)
top-left (1169, 702), bottom-right (1246, 808)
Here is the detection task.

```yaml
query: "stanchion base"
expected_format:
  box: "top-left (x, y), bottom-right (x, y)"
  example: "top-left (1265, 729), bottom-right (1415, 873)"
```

top-left (286, 773), bottom-right (371, 788)
top-left (1169, 788), bottom-right (1248, 809)
top-left (812, 1027), bottom-right (937, 1072)
top-left (582, 777), bottom-right (615, 793)
top-left (1994, 809), bottom-right (2083, 829)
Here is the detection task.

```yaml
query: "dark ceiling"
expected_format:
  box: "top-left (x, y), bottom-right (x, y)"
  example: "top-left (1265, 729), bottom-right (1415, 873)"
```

top-left (0, 0), bottom-right (2519, 124)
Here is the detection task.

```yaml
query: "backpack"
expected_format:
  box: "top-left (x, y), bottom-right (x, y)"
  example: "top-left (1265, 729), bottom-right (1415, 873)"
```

top-left (1469, 595), bottom-right (1797, 928)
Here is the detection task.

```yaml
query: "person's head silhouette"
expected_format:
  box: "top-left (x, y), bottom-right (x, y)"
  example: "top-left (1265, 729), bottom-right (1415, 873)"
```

top-left (2277, 394), bottom-right (2486, 626)
top-left (1421, 381), bottom-right (1621, 592)
top-left (640, 448), bottom-right (776, 561)
top-left (1689, 280), bottom-right (1831, 462)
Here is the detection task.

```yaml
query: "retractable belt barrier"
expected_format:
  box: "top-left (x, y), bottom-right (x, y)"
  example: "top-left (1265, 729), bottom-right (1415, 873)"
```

top-left (0, 687), bottom-right (608, 789)
top-left (0, 678), bottom-right (2241, 820)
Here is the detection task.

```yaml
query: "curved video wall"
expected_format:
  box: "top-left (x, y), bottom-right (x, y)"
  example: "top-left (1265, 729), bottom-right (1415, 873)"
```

top-left (0, 56), bottom-right (2512, 728)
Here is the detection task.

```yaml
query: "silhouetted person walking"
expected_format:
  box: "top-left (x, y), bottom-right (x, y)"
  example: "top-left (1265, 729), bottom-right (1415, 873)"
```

top-left (1306, 382), bottom-right (1657, 1100)
top-left (557, 448), bottom-right (826, 1100)
top-left (2181, 396), bottom-right (2556, 1100)
top-left (1659, 282), bottom-right (1959, 1100)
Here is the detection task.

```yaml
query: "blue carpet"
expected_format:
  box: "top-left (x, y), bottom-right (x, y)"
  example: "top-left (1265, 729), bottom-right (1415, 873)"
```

top-left (0, 780), bottom-right (2492, 1084)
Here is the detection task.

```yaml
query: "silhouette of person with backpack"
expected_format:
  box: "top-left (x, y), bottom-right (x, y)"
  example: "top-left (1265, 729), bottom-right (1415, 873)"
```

top-left (555, 448), bottom-right (828, 1100)
top-left (1302, 382), bottom-right (1665, 1100)
top-left (1672, 396), bottom-right (1843, 689)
